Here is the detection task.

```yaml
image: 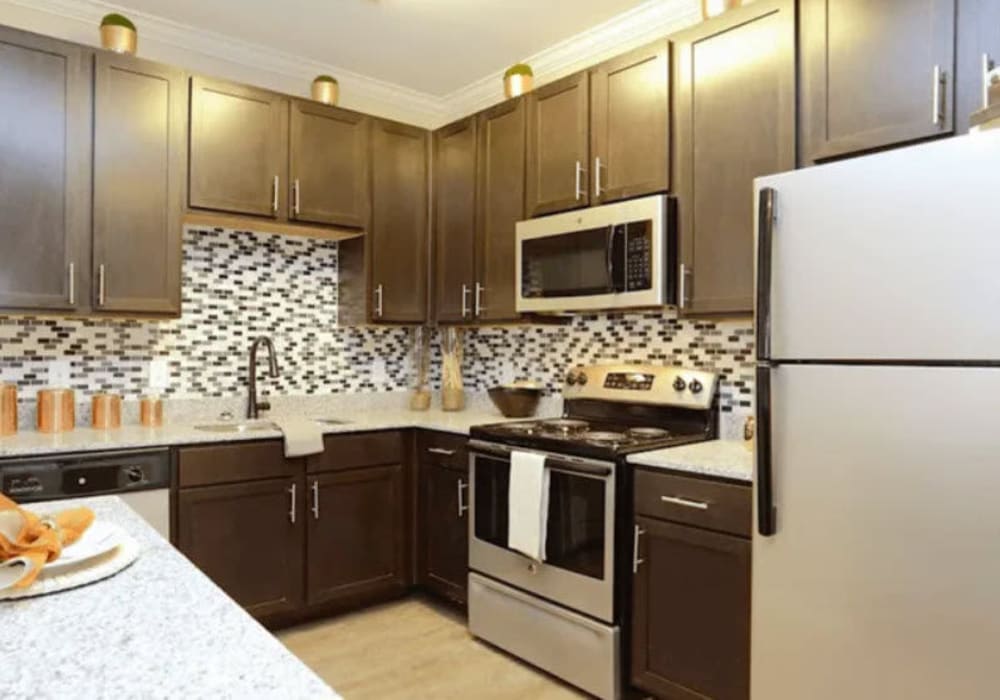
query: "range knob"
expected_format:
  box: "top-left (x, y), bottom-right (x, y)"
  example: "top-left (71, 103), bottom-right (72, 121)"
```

top-left (672, 377), bottom-right (687, 392)
top-left (689, 379), bottom-right (704, 394)
top-left (566, 372), bottom-right (579, 386)
top-left (125, 466), bottom-right (144, 483)
top-left (575, 372), bottom-right (588, 386)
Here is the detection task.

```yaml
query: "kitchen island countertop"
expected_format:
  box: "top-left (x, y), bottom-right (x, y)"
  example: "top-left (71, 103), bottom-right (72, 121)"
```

top-left (628, 439), bottom-right (754, 483)
top-left (0, 495), bottom-right (338, 700)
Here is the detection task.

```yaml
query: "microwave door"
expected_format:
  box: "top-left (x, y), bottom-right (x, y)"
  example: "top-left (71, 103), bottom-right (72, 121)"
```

top-left (521, 225), bottom-right (616, 298)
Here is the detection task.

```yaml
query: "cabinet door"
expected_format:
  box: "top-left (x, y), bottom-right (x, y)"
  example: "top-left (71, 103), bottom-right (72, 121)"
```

top-left (590, 40), bottom-right (671, 204)
top-left (956, 0), bottom-right (1000, 133)
top-left (475, 97), bottom-right (526, 323)
top-left (306, 465), bottom-right (406, 606)
top-left (189, 76), bottom-right (288, 218)
top-left (93, 53), bottom-right (185, 315)
top-left (674, 0), bottom-right (795, 315)
top-left (631, 517), bottom-right (751, 700)
top-left (0, 27), bottom-right (90, 312)
top-left (371, 120), bottom-right (429, 323)
top-left (419, 462), bottom-right (469, 605)
top-left (177, 477), bottom-right (304, 618)
top-left (433, 117), bottom-right (477, 323)
top-left (801, 0), bottom-right (957, 161)
top-left (526, 71), bottom-right (590, 216)
top-left (289, 100), bottom-right (369, 228)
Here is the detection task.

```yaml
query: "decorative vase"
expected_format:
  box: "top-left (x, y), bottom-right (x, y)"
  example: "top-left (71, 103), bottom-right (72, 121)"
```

top-left (311, 75), bottom-right (340, 105)
top-left (440, 328), bottom-right (465, 412)
top-left (0, 383), bottom-right (16, 437)
top-left (503, 63), bottom-right (534, 99)
top-left (701, 0), bottom-right (744, 19)
top-left (100, 14), bottom-right (137, 55)
top-left (408, 326), bottom-right (432, 411)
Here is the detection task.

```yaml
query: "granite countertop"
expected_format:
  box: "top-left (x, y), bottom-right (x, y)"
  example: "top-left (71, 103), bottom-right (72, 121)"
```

top-left (0, 495), bottom-right (337, 700)
top-left (628, 439), bottom-right (754, 483)
top-left (0, 405), bottom-right (553, 459)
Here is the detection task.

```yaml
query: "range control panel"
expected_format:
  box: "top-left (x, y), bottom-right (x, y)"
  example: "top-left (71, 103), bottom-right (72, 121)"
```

top-left (563, 364), bottom-right (718, 410)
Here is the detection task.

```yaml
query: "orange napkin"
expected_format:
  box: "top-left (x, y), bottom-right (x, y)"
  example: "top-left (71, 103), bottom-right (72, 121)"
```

top-left (0, 494), bottom-right (94, 589)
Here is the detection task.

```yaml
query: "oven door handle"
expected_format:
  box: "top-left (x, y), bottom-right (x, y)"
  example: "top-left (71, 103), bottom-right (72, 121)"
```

top-left (468, 440), bottom-right (613, 478)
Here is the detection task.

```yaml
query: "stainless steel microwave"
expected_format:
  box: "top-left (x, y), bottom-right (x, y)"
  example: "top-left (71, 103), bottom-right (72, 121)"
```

top-left (515, 194), bottom-right (676, 313)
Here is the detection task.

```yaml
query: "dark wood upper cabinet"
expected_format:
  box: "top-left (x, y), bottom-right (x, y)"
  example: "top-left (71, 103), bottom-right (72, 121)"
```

top-left (289, 100), bottom-right (370, 228)
top-left (371, 119), bottom-right (429, 323)
top-left (956, 0), bottom-right (1000, 133)
top-left (631, 515), bottom-right (751, 700)
top-left (526, 71), bottom-right (590, 216)
top-left (189, 76), bottom-right (288, 218)
top-left (590, 39), bottom-right (671, 204)
top-left (801, 0), bottom-right (957, 162)
top-left (475, 97), bottom-right (526, 323)
top-left (433, 117), bottom-right (478, 323)
top-left (674, 0), bottom-right (796, 315)
top-left (93, 53), bottom-right (185, 315)
top-left (0, 27), bottom-right (90, 312)
top-left (177, 476), bottom-right (304, 618)
top-left (306, 464), bottom-right (406, 607)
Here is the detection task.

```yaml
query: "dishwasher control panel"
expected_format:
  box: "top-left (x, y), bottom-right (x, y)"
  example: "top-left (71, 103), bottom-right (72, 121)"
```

top-left (0, 449), bottom-right (170, 502)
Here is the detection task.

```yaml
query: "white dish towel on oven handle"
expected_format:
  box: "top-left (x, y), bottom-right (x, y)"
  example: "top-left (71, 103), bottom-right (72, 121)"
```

top-left (507, 450), bottom-right (549, 562)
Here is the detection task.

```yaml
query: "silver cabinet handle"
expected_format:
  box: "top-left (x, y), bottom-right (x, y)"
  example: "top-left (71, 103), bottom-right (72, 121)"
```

top-left (288, 483), bottom-right (297, 524)
top-left (474, 282), bottom-right (484, 317)
top-left (932, 65), bottom-right (947, 126)
top-left (661, 494), bottom-right (710, 510)
top-left (311, 480), bottom-right (319, 520)
top-left (574, 160), bottom-right (587, 201)
top-left (428, 447), bottom-right (457, 456)
top-left (461, 284), bottom-right (471, 318)
top-left (374, 284), bottom-right (384, 319)
top-left (594, 156), bottom-right (604, 197)
top-left (293, 178), bottom-right (301, 217)
top-left (458, 478), bottom-right (469, 517)
top-left (272, 175), bottom-right (280, 213)
top-left (678, 263), bottom-right (690, 309)
top-left (984, 53), bottom-right (996, 110)
top-left (67, 262), bottom-right (75, 306)
top-left (97, 264), bottom-right (106, 307)
top-left (632, 524), bottom-right (645, 573)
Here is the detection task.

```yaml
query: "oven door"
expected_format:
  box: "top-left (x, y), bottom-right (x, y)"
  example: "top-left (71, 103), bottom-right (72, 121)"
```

top-left (468, 441), bottom-right (616, 623)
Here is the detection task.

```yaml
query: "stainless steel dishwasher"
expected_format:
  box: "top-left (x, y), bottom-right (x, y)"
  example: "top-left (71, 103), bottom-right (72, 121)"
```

top-left (0, 448), bottom-right (171, 537)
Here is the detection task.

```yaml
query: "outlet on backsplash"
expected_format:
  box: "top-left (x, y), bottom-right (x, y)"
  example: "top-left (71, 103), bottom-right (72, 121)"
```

top-left (719, 407), bottom-right (754, 441)
top-left (147, 358), bottom-right (170, 390)
top-left (371, 358), bottom-right (388, 385)
top-left (48, 359), bottom-right (71, 387)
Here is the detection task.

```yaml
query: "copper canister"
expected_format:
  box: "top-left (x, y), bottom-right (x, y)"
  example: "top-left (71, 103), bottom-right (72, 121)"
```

top-left (37, 388), bottom-right (75, 433)
top-left (91, 393), bottom-right (122, 430)
top-left (140, 394), bottom-right (163, 428)
top-left (0, 383), bottom-right (16, 436)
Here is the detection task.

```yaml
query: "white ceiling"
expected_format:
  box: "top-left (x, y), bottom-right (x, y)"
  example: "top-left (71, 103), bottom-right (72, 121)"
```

top-left (110, 0), bottom-right (654, 96)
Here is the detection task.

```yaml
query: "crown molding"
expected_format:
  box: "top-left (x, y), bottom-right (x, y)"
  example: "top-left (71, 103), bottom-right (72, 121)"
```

top-left (0, 0), bottom-right (701, 129)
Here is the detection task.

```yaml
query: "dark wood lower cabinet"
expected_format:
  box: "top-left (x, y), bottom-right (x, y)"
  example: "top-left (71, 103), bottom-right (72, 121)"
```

top-left (419, 461), bottom-right (469, 605)
top-left (306, 464), bottom-right (407, 607)
top-left (176, 476), bottom-right (303, 618)
top-left (631, 515), bottom-right (751, 700)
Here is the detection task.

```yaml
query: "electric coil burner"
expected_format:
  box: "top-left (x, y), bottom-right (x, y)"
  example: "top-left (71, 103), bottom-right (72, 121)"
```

top-left (467, 364), bottom-right (720, 700)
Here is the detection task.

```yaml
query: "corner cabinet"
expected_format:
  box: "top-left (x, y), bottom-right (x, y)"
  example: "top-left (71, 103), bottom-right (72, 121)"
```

top-left (673, 0), bottom-right (796, 315)
top-left (417, 432), bottom-right (470, 605)
top-left (800, 0), bottom-right (957, 162)
top-left (370, 119), bottom-right (430, 323)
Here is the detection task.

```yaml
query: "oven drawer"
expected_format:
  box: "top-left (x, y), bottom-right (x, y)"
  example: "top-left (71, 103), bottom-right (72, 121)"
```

top-left (468, 572), bottom-right (620, 700)
top-left (634, 468), bottom-right (751, 537)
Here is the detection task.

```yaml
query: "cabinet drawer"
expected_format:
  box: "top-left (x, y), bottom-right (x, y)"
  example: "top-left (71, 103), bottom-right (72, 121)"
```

top-left (178, 441), bottom-right (299, 487)
top-left (418, 431), bottom-right (468, 471)
top-left (634, 468), bottom-right (751, 537)
top-left (307, 430), bottom-right (404, 473)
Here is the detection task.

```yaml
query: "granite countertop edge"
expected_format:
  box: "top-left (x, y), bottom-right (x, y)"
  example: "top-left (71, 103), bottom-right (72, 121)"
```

top-left (627, 439), bottom-right (754, 483)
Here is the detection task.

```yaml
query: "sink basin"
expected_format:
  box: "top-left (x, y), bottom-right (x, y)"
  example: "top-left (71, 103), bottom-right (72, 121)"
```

top-left (312, 418), bottom-right (350, 425)
top-left (194, 420), bottom-right (277, 433)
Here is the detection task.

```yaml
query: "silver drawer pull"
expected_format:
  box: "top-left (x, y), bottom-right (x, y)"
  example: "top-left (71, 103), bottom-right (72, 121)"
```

top-left (287, 483), bottom-right (297, 524)
top-left (661, 495), bottom-right (709, 510)
top-left (457, 478), bottom-right (469, 517)
top-left (428, 447), bottom-right (457, 456)
top-left (311, 479), bottom-right (320, 520)
top-left (632, 524), bottom-right (645, 573)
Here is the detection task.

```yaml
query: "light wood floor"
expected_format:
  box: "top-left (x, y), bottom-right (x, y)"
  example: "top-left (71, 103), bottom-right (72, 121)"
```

top-left (278, 597), bottom-right (587, 699)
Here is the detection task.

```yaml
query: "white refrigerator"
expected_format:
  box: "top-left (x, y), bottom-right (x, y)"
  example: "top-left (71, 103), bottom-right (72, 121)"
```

top-left (752, 130), bottom-right (1000, 699)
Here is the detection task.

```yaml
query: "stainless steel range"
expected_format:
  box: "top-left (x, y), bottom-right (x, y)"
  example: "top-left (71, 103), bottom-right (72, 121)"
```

top-left (467, 364), bottom-right (719, 699)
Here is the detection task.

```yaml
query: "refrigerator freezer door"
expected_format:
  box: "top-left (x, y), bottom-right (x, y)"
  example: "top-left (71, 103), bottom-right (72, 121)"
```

top-left (756, 131), bottom-right (1000, 361)
top-left (752, 364), bottom-right (1000, 700)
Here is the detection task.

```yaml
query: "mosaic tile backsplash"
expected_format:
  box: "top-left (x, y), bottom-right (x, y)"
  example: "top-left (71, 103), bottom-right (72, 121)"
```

top-left (0, 228), bottom-right (754, 412)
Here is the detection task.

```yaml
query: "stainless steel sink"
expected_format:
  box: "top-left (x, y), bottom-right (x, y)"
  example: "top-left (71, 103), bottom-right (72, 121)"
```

top-left (312, 418), bottom-right (350, 425)
top-left (194, 420), bottom-right (277, 433)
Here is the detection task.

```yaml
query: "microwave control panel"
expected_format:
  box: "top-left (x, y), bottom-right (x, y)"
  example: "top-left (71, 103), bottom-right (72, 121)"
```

top-left (625, 224), bottom-right (652, 291)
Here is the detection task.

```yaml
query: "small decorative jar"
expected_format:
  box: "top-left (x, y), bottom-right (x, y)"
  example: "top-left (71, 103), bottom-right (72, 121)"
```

top-left (140, 393), bottom-right (163, 428)
top-left (408, 327), bottom-right (432, 412)
top-left (91, 393), bottom-right (122, 430)
top-left (503, 63), bottom-right (534, 99)
top-left (99, 13), bottom-right (138, 55)
top-left (0, 383), bottom-right (16, 437)
top-left (311, 75), bottom-right (340, 105)
top-left (37, 388), bottom-right (75, 434)
top-left (440, 328), bottom-right (465, 412)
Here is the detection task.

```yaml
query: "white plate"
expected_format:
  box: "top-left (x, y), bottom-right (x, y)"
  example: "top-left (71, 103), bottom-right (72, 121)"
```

top-left (43, 521), bottom-right (121, 574)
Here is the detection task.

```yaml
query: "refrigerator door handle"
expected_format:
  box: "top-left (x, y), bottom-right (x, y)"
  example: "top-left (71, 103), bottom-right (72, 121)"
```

top-left (756, 187), bottom-right (776, 361)
top-left (756, 363), bottom-right (777, 536)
